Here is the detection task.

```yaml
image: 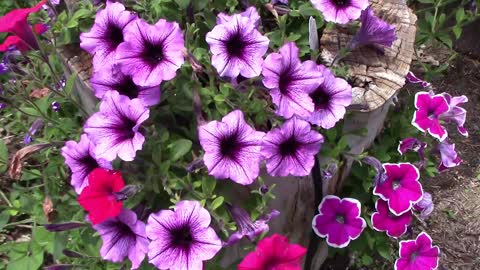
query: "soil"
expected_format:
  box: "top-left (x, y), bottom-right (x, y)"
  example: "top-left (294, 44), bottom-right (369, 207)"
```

top-left (419, 55), bottom-right (480, 270)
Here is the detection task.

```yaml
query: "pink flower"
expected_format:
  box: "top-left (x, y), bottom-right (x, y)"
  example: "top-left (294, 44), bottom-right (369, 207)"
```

top-left (312, 195), bottom-right (366, 248)
top-left (0, 23), bottom-right (48, 52)
top-left (397, 137), bottom-right (427, 168)
top-left (0, 0), bottom-right (46, 51)
top-left (437, 140), bottom-right (461, 172)
top-left (310, 0), bottom-right (368, 24)
top-left (373, 163), bottom-right (423, 216)
top-left (237, 234), bottom-right (306, 270)
top-left (395, 232), bottom-right (440, 270)
top-left (439, 93), bottom-right (468, 137)
top-left (371, 199), bottom-right (412, 238)
top-left (411, 92), bottom-right (449, 141)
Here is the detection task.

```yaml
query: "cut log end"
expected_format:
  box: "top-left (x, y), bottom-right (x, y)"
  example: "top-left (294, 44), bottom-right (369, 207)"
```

top-left (321, 0), bottom-right (417, 112)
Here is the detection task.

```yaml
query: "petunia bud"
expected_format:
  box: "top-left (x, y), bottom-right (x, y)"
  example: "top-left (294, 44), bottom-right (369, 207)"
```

top-left (259, 185), bottom-right (269, 194)
top-left (362, 156), bottom-right (387, 186)
top-left (113, 185), bottom-right (141, 201)
top-left (322, 162), bottom-right (338, 181)
top-left (43, 265), bottom-right (74, 270)
top-left (51, 101), bottom-right (60, 112)
top-left (44, 222), bottom-right (86, 232)
top-left (62, 249), bottom-right (86, 258)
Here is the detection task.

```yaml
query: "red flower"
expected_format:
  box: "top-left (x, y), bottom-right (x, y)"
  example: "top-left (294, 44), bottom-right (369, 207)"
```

top-left (0, 0), bottom-right (47, 52)
top-left (238, 234), bottom-right (307, 270)
top-left (78, 168), bottom-right (124, 225)
top-left (0, 24), bottom-right (48, 52)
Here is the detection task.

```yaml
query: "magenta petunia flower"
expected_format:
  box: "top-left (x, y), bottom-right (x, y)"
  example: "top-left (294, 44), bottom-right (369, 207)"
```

top-left (198, 110), bottom-right (265, 185)
top-left (406, 71), bottom-right (431, 88)
top-left (437, 140), bottom-right (461, 172)
top-left (216, 7), bottom-right (261, 29)
top-left (310, 0), bottom-right (369, 24)
top-left (312, 195), bottom-right (366, 248)
top-left (261, 117), bottom-right (324, 177)
top-left (348, 7), bottom-right (396, 51)
top-left (61, 134), bottom-right (113, 194)
top-left (371, 199), bottom-right (412, 238)
top-left (225, 204), bottom-right (279, 245)
top-left (90, 66), bottom-right (161, 107)
top-left (439, 93), bottom-right (468, 137)
top-left (0, 0), bottom-right (46, 51)
top-left (262, 42), bottom-right (322, 119)
top-left (395, 232), bottom-right (440, 270)
top-left (206, 14), bottom-right (269, 79)
top-left (146, 200), bottom-right (222, 270)
top-left (238, 234), bottom-right (306, 270)
top-left (116, 18), bottom-right (185, 87)
top-left (306, 64), bottom-right (352, 129)
top-left (414, 192), bottom-right (434, 220)
top-left (93, 209), bottom-right (149, 270)
top-left (84, 91), bottom-right (149, 162)
top-left (373, 163), bottom-right (423, 216)
top-left (398, 137), bottom-right (427, 167)
top-left (412, 92), bottom-right (450, 141)
top-left (80, 1), bottom-right (137, 70)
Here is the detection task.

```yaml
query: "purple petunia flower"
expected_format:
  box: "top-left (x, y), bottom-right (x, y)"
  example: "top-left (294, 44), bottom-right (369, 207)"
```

top-left (395, 232), bottom-right (440, 270)
top-left (348, 8), bottom-right (396, 51)
top-left (272, 0), bottom-right (289, 4)
top-left (439, 93), bottom-right (468, 137)
top-left (412, 92), bottom-right (449, 141)
top-left (84, 91), bottom-right (149, 162)
top-left (93, 209), bottom-right (149, 270)
top-left (23, 118), bottom-right (44, 145)
top-left (261, 117), bottom-right (324, 177)
top-left (414, 192), bottom-right (434, 220)
top-left (362, 156), bottom-right (388, 186)
top-left (262, 42), bottom-right (322, 119)
top-left (90, 66), bottom-right (161, 107)
top-left (306, 64), bottom-right (352, 129)
top-left (80, 1), bottom-right (137, 70)
top-left (310, 0), bottom-right (369, 24)
top-left (206, 14), bottom-right (269, 79)
top-left (437, 140), bottom-right (461, 172)
top-left (226, 204), bottom-right (280, 245)
top-left (372, 199), bottom-right (412, 238)
top-left (373, 163), bottom-right (423, 216)
top-left (312, 195), bottom-right (366, 248)
top-left (406, 71), bottom-right (431, 88)
top-left (146, 200), bottom-right (222, 270)
top-left (198, 110), bottom-right (265, 185)
top-left (216, 7), bottom-right (261, 29)
top-left (61, 134), bottom-right (112, 194)
top-left (0, 58), bottom-right (8, 74)
top-left (51, 101), bottom-right (60, 112)
top-left (398, 137), bottom-right (427, 167)
top-left (116, 18), bottom-right (185, 87)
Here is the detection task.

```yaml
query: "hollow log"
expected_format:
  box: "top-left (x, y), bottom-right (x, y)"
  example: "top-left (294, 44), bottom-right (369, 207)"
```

top-left (57, 0), bottom-right (416, 267)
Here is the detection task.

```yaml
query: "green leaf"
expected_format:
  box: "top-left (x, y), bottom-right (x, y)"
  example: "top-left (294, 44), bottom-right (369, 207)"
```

top-left (210, 196), bottom-right (224, 210)
top-left (168, 139), bottom-right (192, 161)
top-left (174, 0), bottom-right (190, 9)
top-left (202, 177), bottom-right (216, 196)
top-left (0, 139), bottom-right (8, 173)
top-left (63, 72), bottom-right (77, 96)
top-left (0, 211), bottom-right (10, 231)
top-left (436, 33), bottom-right (453, 48)
top-left (456, 8), bottom-right (466, 23)
top-left (452, 25), bottom-right (462, 39)
top-left (377, 241), bottom-right (391, 260)
top-left (361, 254), bottom-right (373, 265)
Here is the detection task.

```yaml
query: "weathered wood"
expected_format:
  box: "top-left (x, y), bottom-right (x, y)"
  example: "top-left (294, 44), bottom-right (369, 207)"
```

top-left (321, 0), bottom-right (417, 112)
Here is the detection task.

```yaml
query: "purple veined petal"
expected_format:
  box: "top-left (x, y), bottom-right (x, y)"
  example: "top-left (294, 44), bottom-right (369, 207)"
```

top-left (146, 200), bottom-right (222, 270)
top-left (437, 140), bottom-right (461, 172)
top-left (198, 110), bottom-right (265, 185)
top-left (216, 7), bottom-right (261, 29)
top-left (61, 134), bottom-right (113, 194)
top-left (261, 117), bottom-right (324, 177)
top-left (406, 71), bottom-right (431, 88)
top-left (348, 8), bottom-right (396, 51)
top-left (80, 1), bottom-right (137, 71)
top-left (439, 92), bottom-right (469, 137)
top-left (84, 91), bottom-right (149, 162)
top-left (206, 14), bottom-right (269, 80)
top-left (93, 209), bottom-right (148, 270)
top-left (305, 64), bottom-right (352, 129)
top-left (310, 0), bottom-right (369, 24)
top-left (117, 18), bottom-right (185, 87)
top-left (262, 42), bottom-right (322, 119)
